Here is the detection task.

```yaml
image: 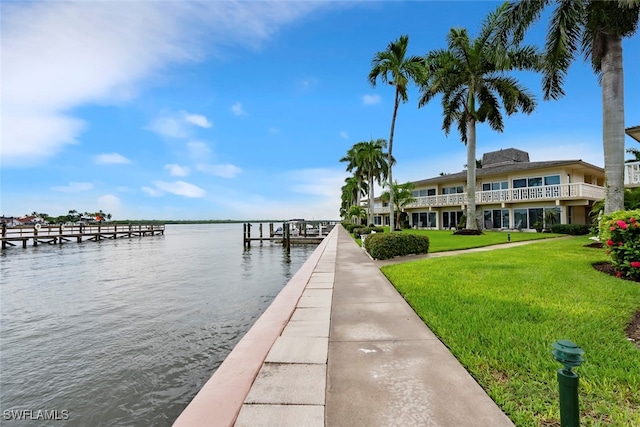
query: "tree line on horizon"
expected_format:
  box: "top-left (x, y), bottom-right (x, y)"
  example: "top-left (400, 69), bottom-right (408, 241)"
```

top-left (340, 0), bottom-right (639, 231)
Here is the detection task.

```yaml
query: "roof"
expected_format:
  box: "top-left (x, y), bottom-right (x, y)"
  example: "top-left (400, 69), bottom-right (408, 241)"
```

top-left (627, 125), bottom-right (640, 143)
top-left (411, 159), bottom-right (604, 187)
top-left (482, 148), bottom-right (529, 166)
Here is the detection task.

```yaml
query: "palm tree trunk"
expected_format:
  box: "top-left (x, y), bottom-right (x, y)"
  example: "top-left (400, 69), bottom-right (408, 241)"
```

top-left (368, 176), bottom-right (374, 226)
top-left (466, 117), bottom-right (477, 229)
top-left (388, 89), bottom-right (400, 232)
top-left (602, 34), bottom-right (625, 214)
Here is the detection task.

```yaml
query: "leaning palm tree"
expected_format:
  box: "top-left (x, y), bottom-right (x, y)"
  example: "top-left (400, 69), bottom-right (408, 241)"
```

top-left (369, 35), bottom-right (424, 232)
top-left (419, 4), bottom-right (540, 229)
top-left (381, 181), bottom-right (417, 230)
top-left (499, 0), bottom-right (640, 213)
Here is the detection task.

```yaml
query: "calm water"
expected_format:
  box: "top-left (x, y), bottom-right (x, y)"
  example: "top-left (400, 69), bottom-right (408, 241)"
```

top-left (0, 224), bottom-right (316, 426)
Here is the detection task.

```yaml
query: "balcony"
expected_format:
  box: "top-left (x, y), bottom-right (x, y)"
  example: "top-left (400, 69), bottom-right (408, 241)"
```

top-left (625, 162), bottom-right (640, 187)
top-left (373, 183), bottom-right (604, 213)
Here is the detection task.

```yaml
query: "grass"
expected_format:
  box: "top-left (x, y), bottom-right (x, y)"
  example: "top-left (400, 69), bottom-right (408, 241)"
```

top-left (356, 228), bottom-right (563, 251)
top-left (381, 236), bottom-right (640, 426)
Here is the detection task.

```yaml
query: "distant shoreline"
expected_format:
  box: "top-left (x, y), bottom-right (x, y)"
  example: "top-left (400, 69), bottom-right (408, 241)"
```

top-left (112, 219), bottom-right (286, 225)
top-left (112, 219), bottom-right (338, 225)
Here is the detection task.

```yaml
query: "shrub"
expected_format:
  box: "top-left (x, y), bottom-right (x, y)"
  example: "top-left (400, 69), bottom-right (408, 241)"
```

top-left (364, 232), bottom-right (430, 260)
top-left (343, 223), bottom-right (359, 233)
top-left (598, 209), bottom-right (640, 280)
top-left (550, 224), bottom-right (591, 235)
top-left (453, 228), bottom-right (483, 235)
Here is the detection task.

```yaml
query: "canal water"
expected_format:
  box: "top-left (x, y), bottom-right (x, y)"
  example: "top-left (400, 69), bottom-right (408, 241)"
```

top-left (0, 223), bottom-right (317, 426)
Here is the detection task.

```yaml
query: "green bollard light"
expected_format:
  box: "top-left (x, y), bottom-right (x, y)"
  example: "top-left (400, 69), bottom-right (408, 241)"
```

top-left (552, 340), bottom-right (584, 427)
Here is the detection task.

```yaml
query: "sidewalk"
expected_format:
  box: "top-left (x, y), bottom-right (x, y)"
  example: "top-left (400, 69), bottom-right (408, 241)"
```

top-left (174, 225), bottom-right (514, 426)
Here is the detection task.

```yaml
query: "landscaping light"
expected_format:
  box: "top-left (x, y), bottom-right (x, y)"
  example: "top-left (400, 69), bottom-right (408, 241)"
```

top-left (552, 340), bottom-right (584, 427)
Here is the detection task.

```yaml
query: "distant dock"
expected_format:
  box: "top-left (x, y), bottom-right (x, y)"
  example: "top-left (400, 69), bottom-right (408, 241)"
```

top-left (243, 221), bottom-right (335, 249)
top-left (1, 223), bottom-right (165, 250)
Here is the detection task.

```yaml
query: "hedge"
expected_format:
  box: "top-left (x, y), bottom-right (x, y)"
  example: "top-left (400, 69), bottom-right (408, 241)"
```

top-left (549, 224), bottom-right (591, 235)
top-left (364, 232), bottom-right (430, 260)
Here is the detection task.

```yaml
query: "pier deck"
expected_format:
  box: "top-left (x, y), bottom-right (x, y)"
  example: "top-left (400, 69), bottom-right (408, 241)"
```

top-left (1, 224), bottom-right (164, 249)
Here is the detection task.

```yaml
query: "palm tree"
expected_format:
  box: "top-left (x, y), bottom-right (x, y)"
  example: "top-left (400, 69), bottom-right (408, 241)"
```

top-left (499, 0), bottom-right (640, 213)
top-left (340, 146), bottom-right (367, 210)
top-left (347, 205), bottom-right (367, 225)
top-left (419, 4), bottom-right (540, 229)
top-left (340, 175), bottom-right (367, 220)
top-left (369, 34), bottom-right (424, 232)
top-left (343, 139), bottom-right (392, 225)
top-left (381, 181), bottom-right (417, 229)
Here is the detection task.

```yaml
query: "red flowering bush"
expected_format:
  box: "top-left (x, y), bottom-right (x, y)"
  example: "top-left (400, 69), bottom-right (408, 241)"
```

top-left (599, 209), bottom-right (640, 280)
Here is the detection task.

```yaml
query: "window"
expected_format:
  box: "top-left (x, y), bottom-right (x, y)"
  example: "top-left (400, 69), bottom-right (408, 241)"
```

top-left (544, 175), bottom-right (560, 185)
top-left (411, 189), bottom-right (429, 197)
top-left (412, 212), bottom-right (437, 228)
top-left (483, 181), bottom-right (508, 191)
top-left (513, 178), bottom-right (527, 188)
top-left (442, 186), bottom-right (464, 195)
top-left (528, 208), bottom-right (544, 228)
top-left (427, 189), bottom-right (436, 196)
top-left (483, 209), bottom-right (510, 228)
top-left (528, 177), bottom-right (543, 187)
top-left (514, 209), bottom-right (528, 229)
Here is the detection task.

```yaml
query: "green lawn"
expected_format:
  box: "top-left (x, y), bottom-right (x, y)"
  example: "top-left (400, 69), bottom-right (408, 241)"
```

top-left (381, 236), bottom-right (640, 426)
top-left (357, 228), bottom-right (563, 251)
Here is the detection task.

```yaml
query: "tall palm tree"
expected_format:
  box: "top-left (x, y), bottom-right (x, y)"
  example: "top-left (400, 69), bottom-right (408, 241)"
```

top-left (343, 139), bottom-right (392, 225)
top-left (499, 0), bottom-right (640, 213)
top-left (419, 4), bottom-right (540, 229)
top-left (340, 175), bottom-right (367, 219)
top-left (357, 139), bottom-right (392, 225)
top-left (340, 146), bottom-right (367, 208)
top-left (369, 34), bottom-right (424, 232)
top-left (381, 181), bottom-right (417, 229)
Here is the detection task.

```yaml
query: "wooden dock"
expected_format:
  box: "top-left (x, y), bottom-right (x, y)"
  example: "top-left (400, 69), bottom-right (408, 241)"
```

top-left (1, 223), bottom-right (165, 250)
top-left (243, 221), bottom-right (335, 250)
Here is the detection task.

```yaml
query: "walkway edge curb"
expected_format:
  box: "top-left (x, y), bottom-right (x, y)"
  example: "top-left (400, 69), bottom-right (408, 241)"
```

top-left (173, 227), bottom-right (337, 427)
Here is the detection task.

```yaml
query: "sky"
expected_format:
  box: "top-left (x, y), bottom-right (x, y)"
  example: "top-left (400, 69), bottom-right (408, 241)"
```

top-left (2, 1), bottom-right (639, 221)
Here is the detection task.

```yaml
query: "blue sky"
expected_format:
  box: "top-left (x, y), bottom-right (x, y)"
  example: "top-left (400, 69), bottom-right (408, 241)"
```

top-left (2, 1), bottom-right (639, 221)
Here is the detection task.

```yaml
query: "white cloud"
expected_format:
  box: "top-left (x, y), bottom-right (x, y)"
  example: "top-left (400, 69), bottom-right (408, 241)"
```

top-left (147, 111), bottom-right (212, 139)
top-left (196, 163), bottom-right (242, 178)
top-left (184, 113), bottom-right (212, 128)
top-left (2, 1), bottom-right (337, 167)
top-left (269, 127), bottom-right (280, 134)
top-left (141, 186), bottom-right (162, 197)
top-left (340, 131), bottom-right (349, 139)
top-left (51, 181), bottom-right (94, 193)
top-left (231, 102), bottom-right (246, 116)
top-left (94, 152), bottom-right (130, 164)
top-left (97, 194), bottom-right (121, 212)
top-left (165, 163), bottom-right (190, 177)
top-left (187, 141), bottom-right (212, 160)
top-left (1, 114), bottom-right (85, 167)
top-left (363, 94), bottom-right (381, 105)
top-left (145, 180), bottom-right (206, 198)
top-left (285, 168), bottom-right (346, 199)
top-left (148, 114), bottom-right (190, 139)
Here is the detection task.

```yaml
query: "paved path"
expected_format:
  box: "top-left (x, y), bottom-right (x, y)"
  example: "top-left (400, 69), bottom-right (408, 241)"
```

top-left (175, 226), bottom-right (515, 426)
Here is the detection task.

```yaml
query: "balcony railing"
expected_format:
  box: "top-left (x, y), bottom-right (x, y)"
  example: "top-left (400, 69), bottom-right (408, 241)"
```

top-left (625, 162), bottom-right (640, 187)
top-left (373, 183), bottom-right (604, 213)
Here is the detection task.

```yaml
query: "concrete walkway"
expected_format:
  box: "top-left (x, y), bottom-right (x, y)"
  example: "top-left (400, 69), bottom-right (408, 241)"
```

top-left (174, 226), bottom-right (514, 426)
